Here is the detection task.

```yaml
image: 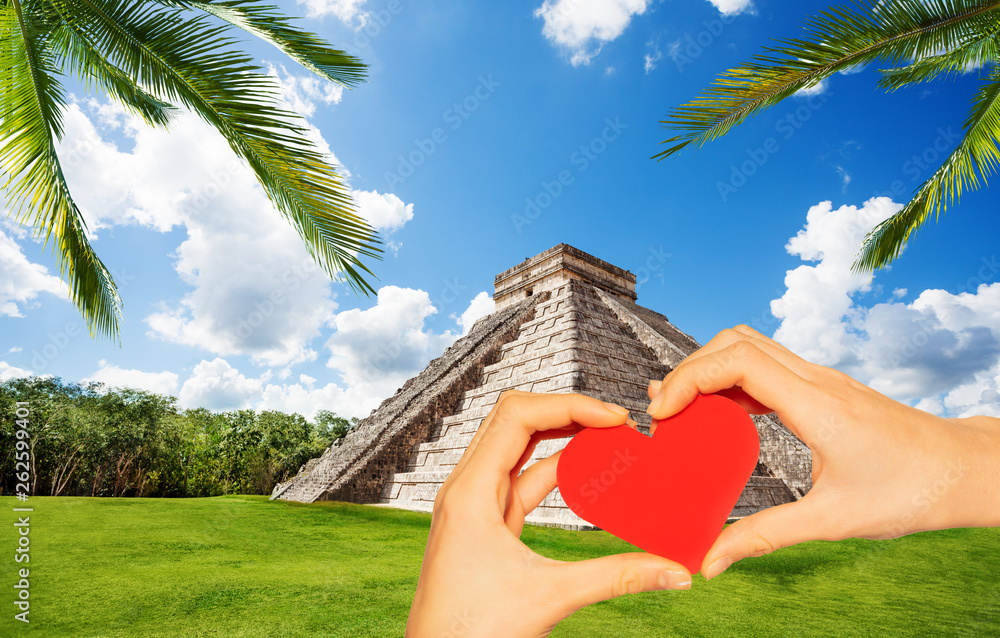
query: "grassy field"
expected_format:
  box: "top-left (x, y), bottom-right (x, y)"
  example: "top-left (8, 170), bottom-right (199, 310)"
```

top-left (1, 495), bottom-right (998, 637)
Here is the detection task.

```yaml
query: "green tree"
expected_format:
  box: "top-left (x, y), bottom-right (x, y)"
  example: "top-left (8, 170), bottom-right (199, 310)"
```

top-left (0, 0), bottom-right (381, 340)
top-left (657, 0), bottom-right (1000, 272)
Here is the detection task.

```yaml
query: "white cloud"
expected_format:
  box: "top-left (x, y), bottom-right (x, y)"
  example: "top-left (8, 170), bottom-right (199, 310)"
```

top-left (0, 361), bottom-right (32, 383)
top-left (325, 286), bottom-right (457, 399)
top-left (297, 0), bottom-right (369, 25)
top-left (0, 229), bottom-right (67, 317)
top-left (269, 64), bottom-right (343, 118)
top-left (795, 78), bottom-right (829, 97)
top-left (57, 98), bottom-right (413, 368)
top-left (770, 197), bottom-right (1000, 417)
top-left (351, 189), bottom-right (414, 233)
top-left (178, 358), bottom-right (263, 411)
top-left (454, 291), bottom-right (494, 335)
top-left (705, 0), bottom-right (754, 15)
top-left (82, 359), bottom-right (180, 396)
top-left (535, 0), bottom-right (650, 66)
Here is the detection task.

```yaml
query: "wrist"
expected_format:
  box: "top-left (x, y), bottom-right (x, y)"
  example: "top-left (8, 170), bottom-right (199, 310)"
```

top-left (943, 415), bottom-right (1000, 529)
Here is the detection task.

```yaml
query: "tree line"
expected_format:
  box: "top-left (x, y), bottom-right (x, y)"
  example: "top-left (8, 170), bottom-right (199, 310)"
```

top-left (0, 376), bottom-right (352, 498)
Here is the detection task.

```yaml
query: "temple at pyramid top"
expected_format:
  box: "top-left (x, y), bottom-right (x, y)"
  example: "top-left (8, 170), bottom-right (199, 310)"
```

top-left (494, 243), bottom-right (637, 310)
top-left (272, 244), bottom-right (812, 529)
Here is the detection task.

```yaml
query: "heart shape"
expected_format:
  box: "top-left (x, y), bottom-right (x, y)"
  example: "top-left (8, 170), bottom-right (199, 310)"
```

top-left (556, 394), bottom-right (759, 574)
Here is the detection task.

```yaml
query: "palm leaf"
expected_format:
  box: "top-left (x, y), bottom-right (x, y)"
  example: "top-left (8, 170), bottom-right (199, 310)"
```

top-left (57, 0), bottom-right (381, 294)
top-left (878, 22), bottom-right (1000, 90)
top-left (0, 0), bottom-right (122, 339)
top-left (656, 0), bottom-right (1000, 159)
top-left (46, 2), bottom-right (174, 127)
top-left (854, 64), bottom-right (1000, 272)
top-left (163, 0), bottom-right (367, 87)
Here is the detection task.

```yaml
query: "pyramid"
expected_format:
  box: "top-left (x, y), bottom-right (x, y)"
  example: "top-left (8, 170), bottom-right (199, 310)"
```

top-left (272, 244), bottom-right (812, 528)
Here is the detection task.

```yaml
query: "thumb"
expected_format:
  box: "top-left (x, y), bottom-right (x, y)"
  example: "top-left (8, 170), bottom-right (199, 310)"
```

top-left (701, 494), bottom-right (825, 579)
top-left (551, 553), bottom-right (691, 613)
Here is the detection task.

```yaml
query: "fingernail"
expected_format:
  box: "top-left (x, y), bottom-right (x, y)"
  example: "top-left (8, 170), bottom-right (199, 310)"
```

top-left (658, 569), bottom-right (691, 590)
top-left (603, 402), bottom-right (629, 417)
top-left (625, 418), bottom-right (638, 428)
top-left (646, 392), bottom-right (665, 416)
top-left (648, 379), bottom-right (662, 392)
top-left (704, 556), bottom-right (732, 580)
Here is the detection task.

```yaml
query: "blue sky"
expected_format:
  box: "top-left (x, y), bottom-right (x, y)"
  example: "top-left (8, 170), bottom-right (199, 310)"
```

top-left (3, 0), bottom-right (999, 419)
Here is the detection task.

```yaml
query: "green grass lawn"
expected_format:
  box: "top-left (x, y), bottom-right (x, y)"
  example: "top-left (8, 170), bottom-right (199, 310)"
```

top-left (1, 495), bottom-right (998, 637)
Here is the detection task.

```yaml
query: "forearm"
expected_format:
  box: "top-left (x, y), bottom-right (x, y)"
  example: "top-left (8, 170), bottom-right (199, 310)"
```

top-left (951, 415), bottom-right (1000, 528)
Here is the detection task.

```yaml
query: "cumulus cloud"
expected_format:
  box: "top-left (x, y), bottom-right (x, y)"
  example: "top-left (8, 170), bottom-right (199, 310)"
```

top-left (454, 291), bottom-right (494, 335)
top-left (82, 359), bottom-right (180, 396)
top-left (0, 361), bottom-right (32, 383)
top-left (178, 358), bottom-right (263, 411)
top-left (351, 190), bottom-right (414, 233)
top-left (770, 197), bottom-right (1000, 417)
top-left (57, 97), bottom-right (412, 368)
top-left (0, 228), bottom-right (67, 317)
top-left (535, 0), bottom-right (650, 66)
top-left (269, 64), bottom-right (344, 117)
top-left (325, 286), bottom-right (456, 398)
top-left (168, 292), bottom-right (517, 418)
top-left (705, 0), bottom-right (754, 15)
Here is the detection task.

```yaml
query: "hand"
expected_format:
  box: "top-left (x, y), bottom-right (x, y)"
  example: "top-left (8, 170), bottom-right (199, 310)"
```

top-left (646, 325), bottom-right (1000, 580)
top-left (406, 391), bottom-right (692, 638)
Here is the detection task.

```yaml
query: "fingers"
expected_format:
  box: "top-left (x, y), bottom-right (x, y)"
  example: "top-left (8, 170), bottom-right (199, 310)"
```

top-left (647, 339), bottom-right (815, 423)
top-left (510, 452), bottom-right (560, 516)
top-left (462, 392), bottom-right (630, 490)
top-left (700, 494), bottom-right (828, 579)
top-left (548, 553), bottom-right (691, 614)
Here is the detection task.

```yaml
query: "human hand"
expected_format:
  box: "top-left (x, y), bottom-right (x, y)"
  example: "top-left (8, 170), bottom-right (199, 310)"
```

top-left (406, 391), bottom-right (692, 638)
top-left (646, 325), bottom-right (1000, 580)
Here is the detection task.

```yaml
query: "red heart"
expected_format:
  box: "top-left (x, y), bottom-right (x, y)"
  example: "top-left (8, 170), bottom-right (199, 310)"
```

top-left (556, 394), bottom-right (759, 574)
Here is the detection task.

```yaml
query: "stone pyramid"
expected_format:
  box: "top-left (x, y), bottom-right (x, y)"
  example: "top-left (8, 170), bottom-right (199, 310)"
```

top-left (272, 244), bottom-right (812, 529)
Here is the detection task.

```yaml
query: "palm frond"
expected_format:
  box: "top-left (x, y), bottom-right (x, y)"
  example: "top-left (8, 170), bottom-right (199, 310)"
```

top-left (1, 0), bottom-right (122, 339)
top-left (854, 63), bottom-right (1000, 272)
top-left (46, 3), bottom-right (174, 127)
top-left (657, 0), bottom-right (1000, 159)
top-left (878, 22), bottom-right (1000, 90)
top-left (164, 0), bottom-right (367, 87)
top-left (58, 0), bottom-right (380, 295)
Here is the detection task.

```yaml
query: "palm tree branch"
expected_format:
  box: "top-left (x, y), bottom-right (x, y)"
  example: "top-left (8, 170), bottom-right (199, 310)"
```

top-left (878, 24), bottom-right (1000, 90)
top-left (1, 0), bottom-right (121, 339)
top-left (854, 63), bottom-right (1000, 272)
top-left (61, 0), bottom-right (380, 293)
top-left (657, 0), bottom-right (1000, 159)
top-left (162, 0), bottom-right (367, 87)
top-left (44, 0), bottom-right (174, 127)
